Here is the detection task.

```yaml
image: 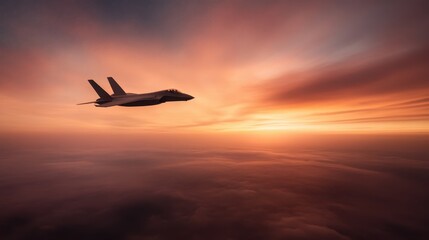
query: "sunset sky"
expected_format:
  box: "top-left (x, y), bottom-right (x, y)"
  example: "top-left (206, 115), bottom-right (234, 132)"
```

top-left (2, 1), bottom-right (429, 239)
top-left (1, 0), bottom-right (428, 134)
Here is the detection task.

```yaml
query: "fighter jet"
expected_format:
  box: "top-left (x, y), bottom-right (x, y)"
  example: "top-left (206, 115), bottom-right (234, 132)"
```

top-left (78, 77), bottom-right (194, 107)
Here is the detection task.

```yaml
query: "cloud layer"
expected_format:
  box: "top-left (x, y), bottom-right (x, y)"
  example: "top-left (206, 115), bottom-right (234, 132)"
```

top-left (1, 135), bottom-right (428, 239)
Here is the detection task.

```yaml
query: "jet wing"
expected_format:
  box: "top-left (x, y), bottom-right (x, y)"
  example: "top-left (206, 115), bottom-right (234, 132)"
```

top-left (96, 96), bottom-right (151, 107)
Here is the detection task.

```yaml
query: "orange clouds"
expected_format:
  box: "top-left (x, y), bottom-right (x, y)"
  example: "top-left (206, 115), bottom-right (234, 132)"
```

top-left (0, 1), bottom-right (428, 133)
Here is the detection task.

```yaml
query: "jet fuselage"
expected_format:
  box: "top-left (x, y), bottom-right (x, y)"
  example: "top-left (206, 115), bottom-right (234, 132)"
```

top-left (79, 77), bottom-right (194, 108)
top-left (98, 90), bottom-right (194, 107)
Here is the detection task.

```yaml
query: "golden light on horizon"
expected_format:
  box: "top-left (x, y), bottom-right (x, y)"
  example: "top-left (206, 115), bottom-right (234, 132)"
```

top-left (0, 1), bottom-right (428, 135)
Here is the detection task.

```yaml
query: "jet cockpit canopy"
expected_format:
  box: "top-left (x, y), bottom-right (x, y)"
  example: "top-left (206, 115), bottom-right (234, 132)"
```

top-left (167, 89), bottom-right (180, 93)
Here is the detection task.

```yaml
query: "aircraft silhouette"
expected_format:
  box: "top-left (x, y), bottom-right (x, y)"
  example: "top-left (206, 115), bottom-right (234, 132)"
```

top-left (78, 77), bottom-right (194, 107)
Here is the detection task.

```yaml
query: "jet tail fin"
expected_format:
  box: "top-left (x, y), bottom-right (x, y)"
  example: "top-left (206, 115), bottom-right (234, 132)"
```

top-left (107, 77), bottom-right (126, 95)
top-left (88, 80), bottom-right (112, 100)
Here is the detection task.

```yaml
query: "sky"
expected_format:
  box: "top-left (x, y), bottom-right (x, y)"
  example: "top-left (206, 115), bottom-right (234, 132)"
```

top-left (1, 2), bottom-right (429, 239)
top-left (0, 0), bottom-right (428, 134)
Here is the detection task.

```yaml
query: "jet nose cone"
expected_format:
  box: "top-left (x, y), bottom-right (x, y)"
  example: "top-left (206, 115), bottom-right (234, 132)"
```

top-left (187, 95), bottom-right (194, 100)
